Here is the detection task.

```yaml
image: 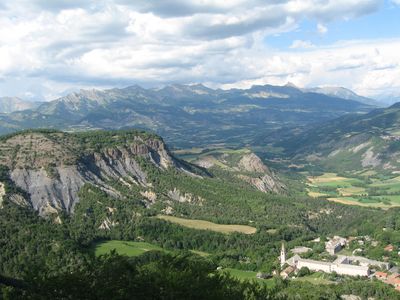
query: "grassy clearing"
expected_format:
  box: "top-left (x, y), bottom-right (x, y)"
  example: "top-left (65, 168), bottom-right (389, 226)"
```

top-left (308, 173), bottom-right (348, 184)
top-left (93, 240), bottom-right (210, 258)
top-left (337, 187), bottom-right (366, 197)
top-left (224, 268), bottom-right (259, 281)
top-left (307, 190), bottom-right (329, 198)
top-left (190, 250), bottom-right (210, 257)
top-left (93, 240), bottom-right (164, 257)
top-left (157, 215), bottom-right (257, 234)
top-left (326, 197), bottom-right (399, 208)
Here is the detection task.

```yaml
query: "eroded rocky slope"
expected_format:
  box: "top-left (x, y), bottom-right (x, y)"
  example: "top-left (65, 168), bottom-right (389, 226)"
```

top-left (0, 130), bottom-right (197, 215)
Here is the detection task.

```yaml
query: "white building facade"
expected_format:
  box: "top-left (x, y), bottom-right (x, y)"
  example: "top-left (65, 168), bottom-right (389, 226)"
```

top-left (286, 255), bottom-right (374, 277)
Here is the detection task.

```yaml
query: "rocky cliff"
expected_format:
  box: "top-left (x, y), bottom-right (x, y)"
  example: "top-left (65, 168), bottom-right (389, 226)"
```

top-left (193, 150), bottom-right (286, 194)
top-left (0, 130), bottom-right (197, 216)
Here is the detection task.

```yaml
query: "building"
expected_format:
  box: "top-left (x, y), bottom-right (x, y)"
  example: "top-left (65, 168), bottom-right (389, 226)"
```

top-left (386, 274), bottom-right (400, 288)
top-left (375, 271), bottom-right (389, 280)
top-left (325, 236), bottom-right (346, 255)
top-left (280, 243), bottom-right (389, 278)
top-left (384, 244), bottom-right (394, 252)
top-left (291, 246), bottom-right (312, 254)
top-left (336, 255), bottom-right (390, 270)
top-left (284, 253), bottom-right (391, 277)
top-left (280, 266), bottom-right (295, 279)
top-left (280, 243), bottom-right (286, 267)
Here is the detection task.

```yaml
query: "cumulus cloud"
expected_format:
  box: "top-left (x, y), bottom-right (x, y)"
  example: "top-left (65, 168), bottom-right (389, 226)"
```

top-left (222, 39), bottom-right (400, 98)
top-left (0, 0), bottom-right (396, 100)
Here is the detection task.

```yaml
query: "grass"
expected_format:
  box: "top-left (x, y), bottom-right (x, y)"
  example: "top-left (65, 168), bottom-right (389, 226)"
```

top-left (93, 240), bottom-right (164, 257)
top-left (337, 186), bottom-right (366, 197)
top-left (93, 240), bottom-right (210, 258)
top-left (326, 197), bottom-right (396, 208)
top-left (157, 215), bottom-right (257, 234)
top-left (190, 250), bottom-right (210, 257)
top-left (307, 189), bottom-right (329, 198)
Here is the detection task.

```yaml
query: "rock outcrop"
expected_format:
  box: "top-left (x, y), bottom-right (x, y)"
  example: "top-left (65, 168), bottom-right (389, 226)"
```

top-left (0, 130), bottom-right (198, 216)
top-left (167, 188), bottom-right (205, 205)
top-left (238, 153), bottom-right (270, 173)
top-left (238, 174), bottom-right (285, 194)
top-left (194, 150), bottom-right (285, 194)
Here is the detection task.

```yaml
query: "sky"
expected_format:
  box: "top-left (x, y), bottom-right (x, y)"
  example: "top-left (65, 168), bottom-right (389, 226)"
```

top-left (0, 0), bottom-right (399, 101)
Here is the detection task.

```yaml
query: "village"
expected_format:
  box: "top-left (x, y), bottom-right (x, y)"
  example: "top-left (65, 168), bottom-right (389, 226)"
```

top-left (272, 235), bottom-right (400, 291)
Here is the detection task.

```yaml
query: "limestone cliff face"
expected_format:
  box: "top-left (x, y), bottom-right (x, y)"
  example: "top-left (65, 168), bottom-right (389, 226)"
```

top-left (237, 153), bottom-right (285, 193)
top-left (238, 174), bottom-right (285, 194)
top-left (194, 151), bottom-right (285, 194)
top-left (0, 130), bottom-right (195, 216)
top-left (237, 153), bottom-right (269, 173)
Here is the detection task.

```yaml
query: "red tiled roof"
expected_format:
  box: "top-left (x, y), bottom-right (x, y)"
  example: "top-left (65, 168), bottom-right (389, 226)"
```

top-left (384, 244), bottom-right (394, 251)
top-left (375, 271), bottom-right (388, 279)
top-left (386, 277), bottom-right (400, 286)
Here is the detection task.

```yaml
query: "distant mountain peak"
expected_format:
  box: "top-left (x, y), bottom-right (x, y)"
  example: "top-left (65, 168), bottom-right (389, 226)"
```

top-left (0, 97), bottom-right (42, 113)
top-left (284, 82), bottom-right (299, 89)
top-left (304, 86), bottom-right (381, 107)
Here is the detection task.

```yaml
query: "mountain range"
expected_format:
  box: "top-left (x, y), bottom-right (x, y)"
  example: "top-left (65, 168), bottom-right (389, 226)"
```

top-left (0, 84), bottom-right (375, 148)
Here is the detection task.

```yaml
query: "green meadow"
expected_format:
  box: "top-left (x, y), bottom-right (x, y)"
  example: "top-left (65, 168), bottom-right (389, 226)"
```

top-left (93, 240), bottom-right (164, 257)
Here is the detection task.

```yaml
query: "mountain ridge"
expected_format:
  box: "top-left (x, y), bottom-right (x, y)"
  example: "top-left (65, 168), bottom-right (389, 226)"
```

top-left (0, 83), bottom-right (374, 148)
top-left (277, 102), bottom-right (400, 173)
top-left (0, 129), bottom-right (198, 215)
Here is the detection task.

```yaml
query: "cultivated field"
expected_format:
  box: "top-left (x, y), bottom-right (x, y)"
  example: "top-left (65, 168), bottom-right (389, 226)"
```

top-left (157, 215), bottom-right (257, 234)
top-left (307, 172), bottom-right (400, 208)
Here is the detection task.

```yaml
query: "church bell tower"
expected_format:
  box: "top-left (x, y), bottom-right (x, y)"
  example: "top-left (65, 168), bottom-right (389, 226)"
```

top-left (280, 242), bottom-right (286, 267)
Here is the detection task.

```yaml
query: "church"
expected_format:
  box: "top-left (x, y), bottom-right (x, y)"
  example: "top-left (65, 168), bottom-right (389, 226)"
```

top-left (279, 243), bottom-right (389, 278)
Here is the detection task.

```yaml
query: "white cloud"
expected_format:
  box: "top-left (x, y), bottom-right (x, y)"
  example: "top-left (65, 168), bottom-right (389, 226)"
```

top-left (317, 23), bottom-right (328, 34)
top-left (0, 0), bottom-right (395, 100)
top-left (222, 39), bottom-right (400, 98)
top-left (290, 40), bottom-right (315, 49)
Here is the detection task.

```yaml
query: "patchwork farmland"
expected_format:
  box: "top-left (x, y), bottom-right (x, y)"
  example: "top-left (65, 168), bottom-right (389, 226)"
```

top-left (307, 172), bottom-right (400, 208)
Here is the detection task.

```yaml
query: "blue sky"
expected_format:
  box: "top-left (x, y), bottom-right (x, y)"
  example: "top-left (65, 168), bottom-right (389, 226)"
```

top-left (268, 1), bottom-right (400, 49)
top-left (0, 0), bottom-right (399, 101)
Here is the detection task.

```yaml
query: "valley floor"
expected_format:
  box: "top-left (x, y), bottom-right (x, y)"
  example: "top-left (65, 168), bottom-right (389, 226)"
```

top-left (307, 172), bottom-right (400, 208)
